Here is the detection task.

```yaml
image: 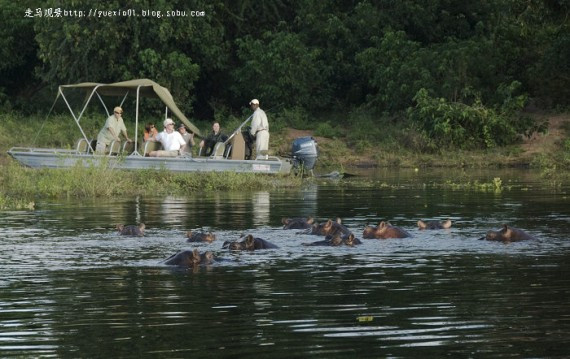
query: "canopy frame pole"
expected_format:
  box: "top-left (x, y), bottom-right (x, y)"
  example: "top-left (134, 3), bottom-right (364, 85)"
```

top-left (165, 106), bottom-right (168, 120)
top-left (30, 91), bottom-right (60, 148)
top-left (133, 86), bottom-right (141, 155)
top-left (60, 85), bottom-right (103, 153)
top-left (120, 91), bottom-right (129, 108)
top-left (95, 92), bottom-right (109, 117)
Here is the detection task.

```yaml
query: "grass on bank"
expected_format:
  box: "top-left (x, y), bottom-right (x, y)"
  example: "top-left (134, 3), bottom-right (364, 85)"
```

top-left (0, 160), bottom-right (303, 210)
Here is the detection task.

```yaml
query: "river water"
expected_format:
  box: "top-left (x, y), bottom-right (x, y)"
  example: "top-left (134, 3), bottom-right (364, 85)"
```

top-left (1, 168), bottom-right (569, 358)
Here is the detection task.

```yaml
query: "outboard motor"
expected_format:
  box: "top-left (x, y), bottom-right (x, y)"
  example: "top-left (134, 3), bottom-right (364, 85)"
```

top-left (291, 136), bottom-right (318, 171)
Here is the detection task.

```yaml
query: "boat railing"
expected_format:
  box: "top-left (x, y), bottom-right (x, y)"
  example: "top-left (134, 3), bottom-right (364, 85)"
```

top-left (8, 147), bottom-right (85, 155)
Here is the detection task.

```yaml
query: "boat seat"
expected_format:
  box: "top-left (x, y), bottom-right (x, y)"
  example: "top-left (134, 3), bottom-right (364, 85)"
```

top-left (223, 144), bottom-right (232, 159)
top-left (143, 141), bottom-right (163, 156)
top-left (122, 141), bottom-right (136, 155)
top-left (210, 142), bottom-right (226, 159)
top-left (75, 138), bottom-right (89, 153)
top-left (108, 140), bottom-right (122, 156)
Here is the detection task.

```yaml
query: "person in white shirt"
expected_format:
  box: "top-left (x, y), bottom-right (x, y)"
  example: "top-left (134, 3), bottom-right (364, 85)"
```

top-left (147, 118), bottom-right (187, 157)
top-left (249, 99), bottom-right (269, 160)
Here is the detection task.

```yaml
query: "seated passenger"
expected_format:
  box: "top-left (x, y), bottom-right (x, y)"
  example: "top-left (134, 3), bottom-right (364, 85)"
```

top-left (199, 121), bottom-right (228, 156)
top-left (178, 123), bottom-right (195, 154)
top-left (143, 123), bottom-right (158, 142)
top-left (147, 118), bottom-right (187, 157)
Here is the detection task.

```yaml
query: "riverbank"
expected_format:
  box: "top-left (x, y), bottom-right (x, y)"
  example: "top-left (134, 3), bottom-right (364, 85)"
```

top-left (1, 111), bottom-right (568, 210)
top-left (279, 112), bottom-right (569, 171)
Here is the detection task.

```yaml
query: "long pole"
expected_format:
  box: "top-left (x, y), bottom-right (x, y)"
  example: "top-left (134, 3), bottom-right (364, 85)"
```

top-left (223, 114), bottom-right (254, 145)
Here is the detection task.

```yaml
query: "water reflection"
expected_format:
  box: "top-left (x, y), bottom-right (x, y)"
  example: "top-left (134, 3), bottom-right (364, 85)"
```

top-left (159, 196), bottom-right (189, 225)
top-left (252, 191), bottom-right (270, 226)
top-left (0, 168), bottom-right (569, 357)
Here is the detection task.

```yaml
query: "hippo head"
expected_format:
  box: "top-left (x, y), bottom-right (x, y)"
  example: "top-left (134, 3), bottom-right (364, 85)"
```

top-left (362, 225), bottom-right (376, 239)
top-left (485, 224), bottom-right (510, 241)
top-left (203, 232), bottom-right (216, 243)
top-left (200, 251), bottom-right (214, 264)
top-left (321, 219), bottom-right (335, 235)
top-left (244, 234), bottom-right (256, 250)
top-left (417, 219), bottom-right (452, 230)
top-left (378, 221), bottom-right (390, 232)
top-left (343, 233), bottom-right (357, 246)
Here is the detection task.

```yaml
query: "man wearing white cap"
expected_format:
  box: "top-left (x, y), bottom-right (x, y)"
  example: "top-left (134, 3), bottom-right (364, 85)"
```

top-left (147, 118), bottom-right (187, 157)
top-left (249, 99), bottom-right (269, 160)
top-left (95, 106), bottom-right (132, 154)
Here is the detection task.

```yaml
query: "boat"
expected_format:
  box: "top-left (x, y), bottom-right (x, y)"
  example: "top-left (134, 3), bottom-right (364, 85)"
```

top-left (8, 79), bottom-right (318, 174)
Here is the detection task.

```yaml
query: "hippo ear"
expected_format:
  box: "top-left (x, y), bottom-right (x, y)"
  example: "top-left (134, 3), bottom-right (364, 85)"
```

top-left (348, 233), bottom-right (355, 240)
top-left (246, 234), bottom-right (255, 245)
top-left (325, 219), bottom-right (333, 228)
top-left (116, 224), bottom-right (123, 230)
top-left (336, 217), bottom-right (342, 224)
top-left (139, 223), bottom-right (145, 229)
top-left (442, 220), bottom-right (452, 229)
top-left (417, 220), bottom-right (426, 229)
top-left (281, 217), bottom-right (288, 225)
top-left (307, 216), bottom-right (314, 224)
top-left (186, 231), bottom-right (192, 237)
top-left (379, 221), bottom-right (387, 229)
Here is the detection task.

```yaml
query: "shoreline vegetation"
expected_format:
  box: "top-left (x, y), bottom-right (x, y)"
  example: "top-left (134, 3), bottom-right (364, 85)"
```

top-left (1, 111), bottom-right (569, 210)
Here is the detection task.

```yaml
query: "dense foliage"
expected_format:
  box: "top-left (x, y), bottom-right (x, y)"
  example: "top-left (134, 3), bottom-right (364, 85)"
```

top-left (0, 0), bottom-right (568, 149)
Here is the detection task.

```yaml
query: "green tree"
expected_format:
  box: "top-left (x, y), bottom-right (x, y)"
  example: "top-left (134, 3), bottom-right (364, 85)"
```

top-left (233, 30), bottom-right (332, 109)
top-left (0, 2), bottom-right (42, 109)
top-left (34, 0), bottom-right (226, 114)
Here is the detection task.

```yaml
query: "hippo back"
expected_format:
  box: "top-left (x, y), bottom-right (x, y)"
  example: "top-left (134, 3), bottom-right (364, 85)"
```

top-left (282, 216), bottom-right (314, 229)
top-left (485, 224), bottom-right (536, 242)
top-left (117, 223), bottom-right (145, 236)
top-left (186, 231), bottom-right (216, 243)
top-left (364, 221), bottom-right (411, 239)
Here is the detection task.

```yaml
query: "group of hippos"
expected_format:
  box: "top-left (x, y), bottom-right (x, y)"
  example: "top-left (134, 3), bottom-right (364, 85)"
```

top-left (115, 217), bottom-right (537, 269)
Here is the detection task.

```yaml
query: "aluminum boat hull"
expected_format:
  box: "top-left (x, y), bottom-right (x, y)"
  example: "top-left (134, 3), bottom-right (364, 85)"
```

top-left (7, 147), bottom-right (292, 174)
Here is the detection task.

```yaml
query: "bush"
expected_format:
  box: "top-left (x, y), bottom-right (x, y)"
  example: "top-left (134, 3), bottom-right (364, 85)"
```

top-left (314, 122), bottom-right (342, 138)
top-left (274, 107), bottom-right (312, 130)
top-left (407, 88), bottom-right (539, 150)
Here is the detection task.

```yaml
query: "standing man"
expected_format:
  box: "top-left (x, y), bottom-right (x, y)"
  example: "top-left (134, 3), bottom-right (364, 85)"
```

top-left (249, 99), bottom-right (269, 160)
top-left (147, 118), bottom-right (187, 157)
top-left (95, 106), bottom-right (132, 154)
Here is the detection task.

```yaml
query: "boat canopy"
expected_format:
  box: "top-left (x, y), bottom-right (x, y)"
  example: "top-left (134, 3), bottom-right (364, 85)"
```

top-left (58, 79), bottom-right (201, 136)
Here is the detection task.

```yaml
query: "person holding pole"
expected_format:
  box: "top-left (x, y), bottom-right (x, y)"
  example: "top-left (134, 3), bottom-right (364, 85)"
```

top-left (249, 99), bottom-right (269, 160)
top-left (95, 106), bottom-right (132, 154)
